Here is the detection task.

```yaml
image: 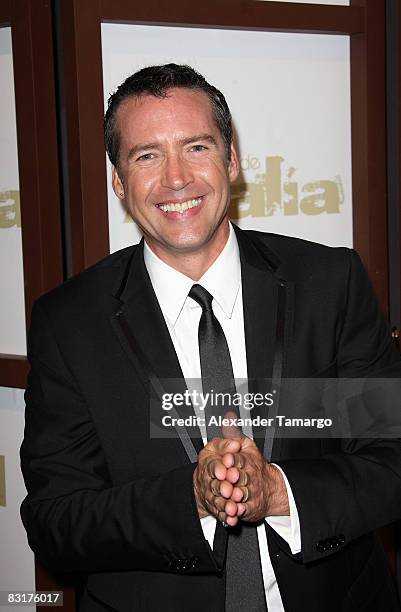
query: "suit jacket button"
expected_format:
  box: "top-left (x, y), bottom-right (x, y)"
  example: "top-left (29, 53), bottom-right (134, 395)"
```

top-left (190, 556), bottom-right (199, 568)
top-left (174, 559), bottom-right (183, 571)
top-left (316, 542), bottom-right (326, 553)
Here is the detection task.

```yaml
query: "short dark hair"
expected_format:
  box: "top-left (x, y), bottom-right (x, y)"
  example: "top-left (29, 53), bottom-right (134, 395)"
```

top-left (104, 63), bottom-right (233, 172)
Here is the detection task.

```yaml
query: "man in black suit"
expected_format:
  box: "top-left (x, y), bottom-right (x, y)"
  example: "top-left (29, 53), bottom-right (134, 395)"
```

top-left (21, 64), bottom-right (401, 611)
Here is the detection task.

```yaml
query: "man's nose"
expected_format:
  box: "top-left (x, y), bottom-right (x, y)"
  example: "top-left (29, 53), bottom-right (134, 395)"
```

top-left (161, 154), bottom-right (193, 191)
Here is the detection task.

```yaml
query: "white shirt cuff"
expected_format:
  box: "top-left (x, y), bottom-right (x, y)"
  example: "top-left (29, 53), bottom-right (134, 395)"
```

top-left (200, 514), bottom-right (217, 550)
top-left (265, 464), bottom-right (301, 554)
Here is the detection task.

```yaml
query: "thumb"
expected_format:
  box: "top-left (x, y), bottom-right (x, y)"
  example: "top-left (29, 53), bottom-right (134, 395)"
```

top-left (222, 410), bottom-right (244, 441)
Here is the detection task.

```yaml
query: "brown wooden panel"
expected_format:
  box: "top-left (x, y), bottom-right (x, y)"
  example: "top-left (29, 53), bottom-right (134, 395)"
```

top-left (0, 0), bottom-right (63, 387)
top-left (350, 0), bottom-right (388, 314)
top-left (60, 0), bottom-right (109, 273)
top-left (0, 2), bottom-right (11, 24)
top-left (399, 0), bottom-right (401, 327)
top-left (100, 0), bottom-right (364, 34)
top-left (0, 356), bottom-right (29, 389)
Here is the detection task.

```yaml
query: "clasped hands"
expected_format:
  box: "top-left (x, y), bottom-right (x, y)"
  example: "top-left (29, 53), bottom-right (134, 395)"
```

top-left (193, 418), bottom-right (289, 527)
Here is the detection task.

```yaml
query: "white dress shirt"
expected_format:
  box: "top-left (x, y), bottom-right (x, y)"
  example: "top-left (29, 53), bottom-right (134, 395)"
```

top-left (144, 224), bottom-right (301, 611)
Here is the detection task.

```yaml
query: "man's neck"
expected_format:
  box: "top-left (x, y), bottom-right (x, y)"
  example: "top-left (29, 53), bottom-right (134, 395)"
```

top-left (145, 223), bottom-right (231, 281)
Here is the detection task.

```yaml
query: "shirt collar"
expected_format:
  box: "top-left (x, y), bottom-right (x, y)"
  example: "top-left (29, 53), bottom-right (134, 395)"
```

top-left (144, 223), bottom-right (241, 326)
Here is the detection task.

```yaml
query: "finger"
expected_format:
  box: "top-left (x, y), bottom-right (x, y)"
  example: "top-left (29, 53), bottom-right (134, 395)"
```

top-left (219, 480), bottom-right (234, 499)
top-left (230, 486), bottom-right (244, 503)
top-left (207, 459), bottom-right (226, 481)
top-left (230, 484), bottom-right (249, 503)
top-left (221, 452), bottom-right (235, 469)
top-left (210, 478), bottom-right (233, 499)
top-left (204, 490), bottom-right (224, 516)
top-left (216, 437), bottom-right (242, 454)
top-left (226, 466), bottom-right (240, 484)
top-left (225, 499), bottom-right (239, 517)
top-left (217, 510), bottom-right (227, 524)
top-left (222, 410), bottom-right (244, 440)
top-left (214, 496), bottom-right (229, 512)
top-left (226, 515), bottom-right (239, 527)
top-left (210, 479), bottom-right (221, 496)
top-left (238, 434), bottom-right (256, 451)
top-left (237, 502), bottom-right (246, 517)
top-left (236, 468), bottom-right (248, 487)
top-left (232, 453), bottom-right (245, 470)
top-left (240, 485), bottom-right (249, 502)
top-left (203, 437), bottom-right (241, 456)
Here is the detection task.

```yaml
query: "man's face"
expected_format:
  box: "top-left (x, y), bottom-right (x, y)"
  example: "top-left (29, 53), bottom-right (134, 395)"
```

top-left (112, 88), bottom-right (239, 264)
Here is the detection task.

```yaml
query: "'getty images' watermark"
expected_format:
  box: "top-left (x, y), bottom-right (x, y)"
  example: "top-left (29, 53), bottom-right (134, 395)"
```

top-left (161, 389), bottom-right (274, 412)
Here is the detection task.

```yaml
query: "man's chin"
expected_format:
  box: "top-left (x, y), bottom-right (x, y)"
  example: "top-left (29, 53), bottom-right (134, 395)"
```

top-left (145, 220), bottom-right (230, 261)
top-left (152, 238), bottom-right (209, 257)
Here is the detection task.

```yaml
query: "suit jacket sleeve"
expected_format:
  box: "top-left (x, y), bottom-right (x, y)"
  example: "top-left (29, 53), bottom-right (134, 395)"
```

top-left (20, 300), bottom-right (218, 575)
top-left (276, 249), bottom-right (401, 564)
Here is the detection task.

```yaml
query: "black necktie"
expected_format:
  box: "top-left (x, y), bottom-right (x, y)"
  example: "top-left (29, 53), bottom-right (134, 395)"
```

top-left (189, 284), bottom-right (267, 612)
top-left (189, 283), bottom-right (236, 439)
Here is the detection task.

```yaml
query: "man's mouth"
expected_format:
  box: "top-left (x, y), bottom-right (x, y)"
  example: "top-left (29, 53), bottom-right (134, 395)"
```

top-left (157, 197), bottom-right (203, 214)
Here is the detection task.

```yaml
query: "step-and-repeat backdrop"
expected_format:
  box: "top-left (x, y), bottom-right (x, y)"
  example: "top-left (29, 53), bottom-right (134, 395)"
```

top-left (0, 388), bottom-right (35, 609)
top-left (0, 27), bottom-right (26, 357)
top-left (0, 26), bottom-right (34, 610)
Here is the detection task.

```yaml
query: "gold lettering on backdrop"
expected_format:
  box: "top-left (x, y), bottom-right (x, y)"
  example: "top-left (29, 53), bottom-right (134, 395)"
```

top-left (0, 190), bottom-right (21, 228)
top-left (229, 156), bottom-right (344, 219)
top-left (122, 156), bottom-right (344, 223)
top-left (0, 455), bottom-right (5, 507)
top-left (300, 179), bottom-right (342, 215)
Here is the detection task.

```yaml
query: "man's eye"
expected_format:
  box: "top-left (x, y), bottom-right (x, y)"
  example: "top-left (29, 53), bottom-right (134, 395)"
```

top-left (190, 145), bottom-right (207, 152)
top-left (137, 153), bottom-right (155, 162)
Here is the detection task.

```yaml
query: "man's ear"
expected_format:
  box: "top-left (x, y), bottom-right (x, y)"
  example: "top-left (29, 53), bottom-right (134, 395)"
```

top-left (228, 143), bottom-right (240, 183)
top-left (111, 166), bottom-right (125, 200)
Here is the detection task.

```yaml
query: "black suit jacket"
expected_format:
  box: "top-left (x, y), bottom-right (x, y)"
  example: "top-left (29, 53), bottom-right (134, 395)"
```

top-left (21, 227), bottom-right (401, 611)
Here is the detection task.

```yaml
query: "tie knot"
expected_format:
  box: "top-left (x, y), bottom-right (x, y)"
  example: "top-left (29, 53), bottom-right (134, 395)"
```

top-left (189, 284), bottom-right (213, 312)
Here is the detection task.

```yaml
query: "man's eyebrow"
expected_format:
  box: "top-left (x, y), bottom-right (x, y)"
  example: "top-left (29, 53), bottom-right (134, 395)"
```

top-left (127, 143), bottom-right (160, 160)
top-left (181, 134), bottom-right (217, 147)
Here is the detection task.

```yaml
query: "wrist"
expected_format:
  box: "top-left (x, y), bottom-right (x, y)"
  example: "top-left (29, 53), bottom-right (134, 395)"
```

top-left (193, 466), bottom-right (208, 518)
top-left (264, 463), bottom-right (290, 516)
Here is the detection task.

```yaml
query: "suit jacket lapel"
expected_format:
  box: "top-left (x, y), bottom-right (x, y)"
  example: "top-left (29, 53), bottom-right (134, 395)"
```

top-left (234, 226), bottom-right (293, 460)
top-left (109, 242), bottom-right (203, 460)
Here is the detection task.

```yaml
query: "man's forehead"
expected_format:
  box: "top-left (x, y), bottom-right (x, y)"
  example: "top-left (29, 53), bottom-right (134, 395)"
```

top-left (118, 87), bottom-right (213, 117)
top-left (115, 88), bottom-right (219, 149)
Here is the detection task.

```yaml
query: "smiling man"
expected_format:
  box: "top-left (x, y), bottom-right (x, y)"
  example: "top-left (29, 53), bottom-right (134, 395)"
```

top-left (21, 64), bottom-right (401, 612)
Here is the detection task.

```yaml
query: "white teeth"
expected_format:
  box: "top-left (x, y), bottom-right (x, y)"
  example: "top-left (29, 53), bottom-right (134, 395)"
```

top-left (158, 197), bottom-right (202, 213)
